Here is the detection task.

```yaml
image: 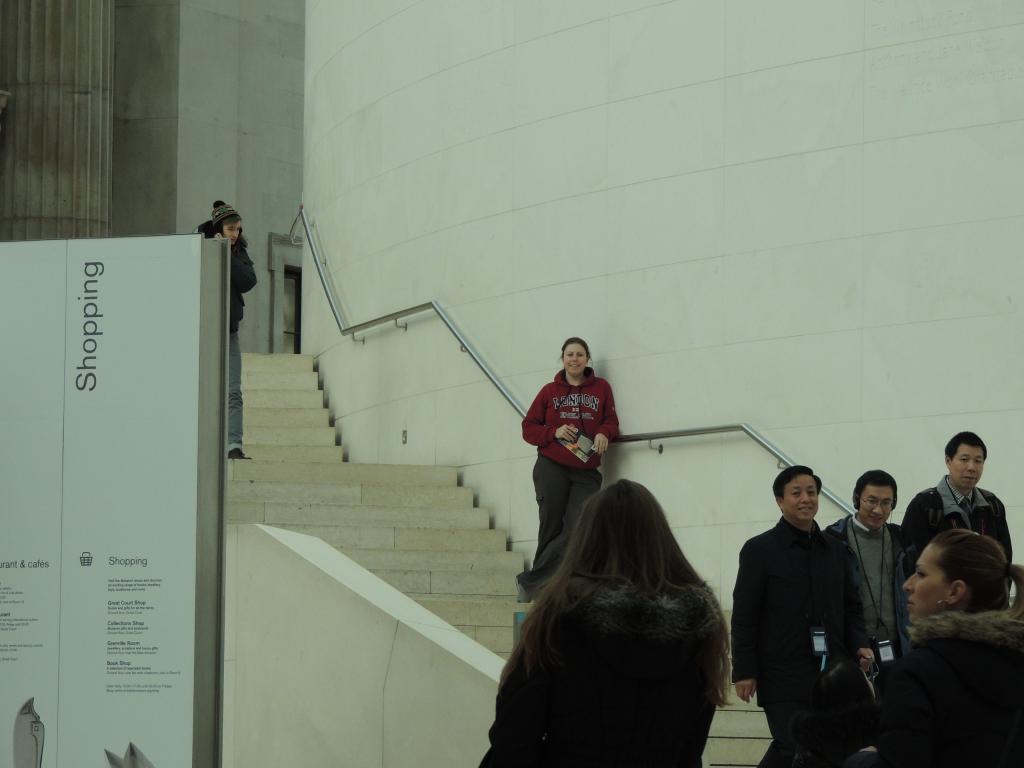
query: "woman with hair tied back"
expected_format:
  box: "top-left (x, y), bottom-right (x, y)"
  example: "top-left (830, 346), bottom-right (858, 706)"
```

top-left (845, 529), bottom-right (1024, 768)
top-left (481, 479), bottom-right (731, 768)
top-left (516, 336), bottom-right (618, 602)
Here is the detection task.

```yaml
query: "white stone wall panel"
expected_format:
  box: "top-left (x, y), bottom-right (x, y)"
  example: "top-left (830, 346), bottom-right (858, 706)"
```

top-left (304, 0), bottom-right (1024, 604)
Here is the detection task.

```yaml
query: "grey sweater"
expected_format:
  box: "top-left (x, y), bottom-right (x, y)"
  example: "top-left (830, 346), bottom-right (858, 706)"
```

top-left (846, 522), bottom-right (897, 644)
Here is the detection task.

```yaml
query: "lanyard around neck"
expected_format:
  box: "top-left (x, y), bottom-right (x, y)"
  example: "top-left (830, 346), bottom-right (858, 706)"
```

top-left (850, 522), bottom-right (888, 633)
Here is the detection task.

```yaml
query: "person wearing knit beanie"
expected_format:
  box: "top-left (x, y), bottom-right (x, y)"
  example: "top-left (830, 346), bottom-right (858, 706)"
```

top-left (197, 200), bottom-right (257, 459)
top-left (211, 202), bottom-right (240, 228)
top-left (196, 200), bottom-right (226, 239)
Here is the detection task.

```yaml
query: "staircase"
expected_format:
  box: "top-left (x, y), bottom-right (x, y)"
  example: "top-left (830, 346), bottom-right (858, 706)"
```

top-left (227, 352), bottom-right (522, 656)
top-left (229, 352), bottom-right (771, 764)
top-left (706, 692), bottom-right (772, 766)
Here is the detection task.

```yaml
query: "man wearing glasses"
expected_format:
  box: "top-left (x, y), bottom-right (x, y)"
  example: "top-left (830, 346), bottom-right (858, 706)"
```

top-left (900, 431), bottom-right (1011, 568)
top-left (825, 470), bottom-right (911, 667)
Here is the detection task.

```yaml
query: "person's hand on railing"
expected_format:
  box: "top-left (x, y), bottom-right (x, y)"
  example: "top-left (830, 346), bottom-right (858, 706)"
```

top-left (593, 434), bottom-right (609, 455)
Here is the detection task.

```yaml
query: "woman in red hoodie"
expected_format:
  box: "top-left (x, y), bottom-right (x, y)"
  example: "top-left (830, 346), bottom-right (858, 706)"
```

top-left (516, 337), bottom-right (619, 602)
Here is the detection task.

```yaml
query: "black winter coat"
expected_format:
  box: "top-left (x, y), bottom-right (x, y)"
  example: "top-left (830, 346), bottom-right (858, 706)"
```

top-left (900, 484), bottom-right (1012, 568)
top-left (731, 519), bottom-right (868, 705)
top-left (844, 610), bottom-right (1024, 768)
top-left (482, 584), bottom-right (724, 767)
top-left (791, 702), bottom-right (880, 768)
top-left (229, 242), bottom-right (257, 333)
top-left (199, 225), bottom-right (257, 333)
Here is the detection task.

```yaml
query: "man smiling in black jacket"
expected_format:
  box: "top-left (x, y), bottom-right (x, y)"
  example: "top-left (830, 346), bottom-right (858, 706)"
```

top-left (732, 466), bottom-right (872, 768)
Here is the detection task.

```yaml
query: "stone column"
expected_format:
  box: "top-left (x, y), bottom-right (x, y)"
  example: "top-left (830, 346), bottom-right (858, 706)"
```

top-left (0, 0), bottom-right (113, 240)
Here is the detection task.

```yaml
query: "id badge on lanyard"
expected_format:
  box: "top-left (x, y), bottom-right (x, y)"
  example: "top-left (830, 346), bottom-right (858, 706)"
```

top-left (876, 638), bottom-right (895, 664)
top-left (810, 627), bottom-right (828, 657)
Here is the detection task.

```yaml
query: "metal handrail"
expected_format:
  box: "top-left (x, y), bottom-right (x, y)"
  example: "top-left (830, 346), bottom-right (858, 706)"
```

top-left (293, 204), bottom-right (854, 515)
top-left (618, 424), bottom-right (853, 514)
top-left (343, 299), bottom-right (526, 418)
top-left (297, 205), bottom-right (349, 331)
top-left (342, 302), bottom-right (433, 339)
top-left (295, 206), bottom-right (525, 418)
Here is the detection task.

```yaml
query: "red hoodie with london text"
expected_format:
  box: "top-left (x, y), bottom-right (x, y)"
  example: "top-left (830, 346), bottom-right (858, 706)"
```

top-left (521, 367), bottom-right (619, 470)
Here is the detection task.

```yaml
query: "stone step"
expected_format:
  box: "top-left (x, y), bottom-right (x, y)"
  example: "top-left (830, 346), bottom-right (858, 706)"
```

top-left (457, 625), bottom-right (514, 655)
top-left (268, 524), bottom-right (507, 551)
top-left (228, 481), bottom-right (474, 508)
top-left (241, 445), bottom-right (344, 463)
top-left (709, 708), bottom-right (771, 738)
top-left (257, 503), bottom-right (490, 529)
top-left (391, 527), bottom-right (506, 551)
top-left (228, 501), bottom-right (266, 524)
top-left (229, 481), bottom-right (359, 505)
top-left (230, 459), bottom-right (456, 487)
top-left (244, 390), bottom-right (324, 409)
top-left (241, 352), bottom-right (314, 372)
top-left (364, 484), bottom-right (474, 508)
top-left (242, 371), bottom-right (318, 390)
top-left (723, 692), bottom-right (765, 712)
top-left (344, 548), bottom-right (521, 571)
top-left (244, 408), bottom-right (329, 427)
top-left (373, 568), bottom-right (516, 596)
top-left (411, 595), bottom-right (521, 627)
top-left (704, 735), bottom-right (767, 766)
top-left (244, 426), bottom-right (336, 446)
top-left (273, 524), bottom-right (400, 550)
top-left (476, 625), bottom-right (514, 654)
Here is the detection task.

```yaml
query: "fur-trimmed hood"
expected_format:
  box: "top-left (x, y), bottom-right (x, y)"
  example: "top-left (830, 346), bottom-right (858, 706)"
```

top-left (564, 583), bottom-right (724, 680)
top-left (907, 609), bottom-right (1024, 709)
top-left (910, 609), bottom-right (1024, 652)
top-left (572, 583), bottom-right (723, 641)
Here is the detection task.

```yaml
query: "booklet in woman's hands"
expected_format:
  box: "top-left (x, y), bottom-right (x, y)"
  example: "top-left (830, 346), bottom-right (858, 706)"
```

top-left (557, 433), bottom-right (595, 462)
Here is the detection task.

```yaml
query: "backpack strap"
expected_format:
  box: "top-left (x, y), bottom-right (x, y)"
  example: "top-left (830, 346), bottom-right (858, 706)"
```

top-left (923, 489), bottom-right (945, 530)
top-left (978, 489), bottom-right (1005, 517)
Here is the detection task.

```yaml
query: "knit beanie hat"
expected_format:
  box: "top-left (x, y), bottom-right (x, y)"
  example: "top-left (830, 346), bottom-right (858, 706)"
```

top-left (211, 202), bottom-right (239, 226)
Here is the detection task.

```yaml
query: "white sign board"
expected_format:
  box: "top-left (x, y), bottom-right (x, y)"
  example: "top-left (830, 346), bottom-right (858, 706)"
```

top-left (0, 236), bottom-right (217, 767)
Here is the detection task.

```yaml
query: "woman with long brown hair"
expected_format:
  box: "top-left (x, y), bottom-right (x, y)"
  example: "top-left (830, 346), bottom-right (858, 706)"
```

top-left (482, 479), bottom-right (730, 767)
top-left (845, 529), bottom-right (1024, 767)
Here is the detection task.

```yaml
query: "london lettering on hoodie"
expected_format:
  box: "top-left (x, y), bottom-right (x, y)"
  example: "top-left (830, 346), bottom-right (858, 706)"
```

top-left (522, 367), bottom-right (619, 470)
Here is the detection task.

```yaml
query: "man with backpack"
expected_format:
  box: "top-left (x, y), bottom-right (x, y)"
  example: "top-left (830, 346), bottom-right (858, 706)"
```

top-left (900, 431), bottom-right (1011, 568)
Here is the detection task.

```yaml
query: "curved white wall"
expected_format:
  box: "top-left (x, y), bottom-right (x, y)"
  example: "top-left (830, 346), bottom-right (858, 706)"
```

top-left (303, 1), bottom-right (1024, 603)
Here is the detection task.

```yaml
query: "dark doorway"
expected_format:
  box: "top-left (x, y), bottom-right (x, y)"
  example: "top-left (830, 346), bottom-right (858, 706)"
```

top-left (283, 265), bottom-right (301, 353)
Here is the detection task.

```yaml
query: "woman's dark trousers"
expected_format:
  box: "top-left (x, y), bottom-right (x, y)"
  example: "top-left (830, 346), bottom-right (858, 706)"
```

top-left (516, 455), bottom-right (601, 600)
